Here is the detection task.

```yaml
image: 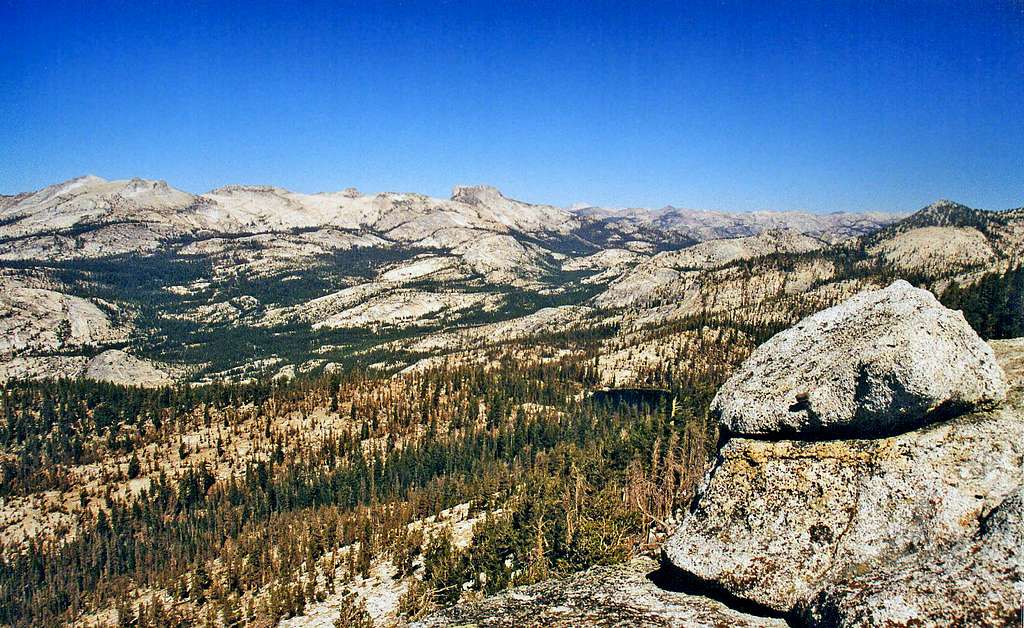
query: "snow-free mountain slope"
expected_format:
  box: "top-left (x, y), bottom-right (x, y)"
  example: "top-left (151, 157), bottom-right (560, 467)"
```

top-left (0, 175), bottom-right (1019, 386)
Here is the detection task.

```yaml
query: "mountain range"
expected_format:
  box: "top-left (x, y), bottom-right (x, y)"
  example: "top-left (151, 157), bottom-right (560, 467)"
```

top-left (0, 175), bottom-right (1020, 387)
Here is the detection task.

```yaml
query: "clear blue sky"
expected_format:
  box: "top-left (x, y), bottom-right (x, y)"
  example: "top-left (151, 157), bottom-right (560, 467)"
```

top-left (1, 1), bottom-right (1022, 212)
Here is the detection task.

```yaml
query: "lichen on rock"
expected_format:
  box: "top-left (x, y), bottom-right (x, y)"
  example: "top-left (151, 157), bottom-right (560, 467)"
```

top-left (802, 486), bottom-right (1024, 627)
top-left (664, 389), bottom-right (1024, 613)
top-left (664, 287), bottom-right (1023, 621)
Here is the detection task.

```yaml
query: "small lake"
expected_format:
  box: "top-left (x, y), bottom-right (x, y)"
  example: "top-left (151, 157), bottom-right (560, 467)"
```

top-left (590, 387), bottom-right (673, 407)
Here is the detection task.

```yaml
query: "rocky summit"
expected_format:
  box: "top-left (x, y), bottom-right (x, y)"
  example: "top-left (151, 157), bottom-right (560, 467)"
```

top-left (4, 5), bottom-right (1021, 625)
top-left (712, 279), bottom-right (1008, 438)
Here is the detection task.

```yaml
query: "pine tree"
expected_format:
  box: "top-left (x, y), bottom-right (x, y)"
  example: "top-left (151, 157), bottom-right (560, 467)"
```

top-left (127, 453), bottom-right (141, 480)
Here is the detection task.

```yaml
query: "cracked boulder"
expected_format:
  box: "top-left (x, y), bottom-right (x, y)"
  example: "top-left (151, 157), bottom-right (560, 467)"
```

top-left (712, 280), bottom-right (1007, 438)
top-left (664, 385), bottom-right (1024, 614)
top-left (802, 485), bottom-right (1024, 626)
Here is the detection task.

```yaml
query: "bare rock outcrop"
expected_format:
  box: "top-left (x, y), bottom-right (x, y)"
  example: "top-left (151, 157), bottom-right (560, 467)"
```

top-left (713, 280), bottom-right (1007, 438)
top-left (802, 486), bottom-right (1024, 626)
top-left (0, 280), bottom-right (128, 355)
top-left (0, 350), bottom-right (177, 386)
top-left (414, 558), bottom-right (787, 628)
top-left (665, 288), bottom-right (1023, 620)
top-left (83, 349), bottom-right (176, 387)
top-left (664, 386), bottom-right (1024, 613)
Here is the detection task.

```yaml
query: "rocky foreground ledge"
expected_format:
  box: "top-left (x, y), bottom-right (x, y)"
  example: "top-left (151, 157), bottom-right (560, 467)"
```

top-left (418, 283), bottom-right (1024, 627)
top-left (414, 557), bottom-right (788, 628)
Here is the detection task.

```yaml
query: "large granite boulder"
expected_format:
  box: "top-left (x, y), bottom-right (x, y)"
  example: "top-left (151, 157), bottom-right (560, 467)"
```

top-left (413, 558), bottom-right (786, 628)
top-left (803, 486), bottom-right (1024, 626)
top-left (664, 386), bottom-right (1024, 614)
top-left (713, 280), bottom-right (1007, 438)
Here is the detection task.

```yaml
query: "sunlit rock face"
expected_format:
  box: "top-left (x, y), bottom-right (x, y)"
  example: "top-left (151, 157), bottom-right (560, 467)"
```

top-left (664, 285), bottom-right (1023, 621)
top-left (712, 280), bottom-right (1007, 439)
top-left (665, 391), bottom-right (1024, 613)
top-left (801, 485), bottom-right (1024, 627)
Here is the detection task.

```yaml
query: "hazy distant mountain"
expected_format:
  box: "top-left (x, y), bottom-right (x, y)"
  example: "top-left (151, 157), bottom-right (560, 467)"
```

top-left (572, 203), bottom-right (902, 242)
top-left (0, 176), bottom-right (899, 261)
top-left (0, 176), bottom-right (581, 260)
top-left (0, 174), bottom-right (1018, 387)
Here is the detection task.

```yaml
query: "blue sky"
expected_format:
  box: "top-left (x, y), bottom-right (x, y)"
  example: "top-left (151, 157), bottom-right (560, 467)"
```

top-left (1, 1), bottom-right (1022, 212)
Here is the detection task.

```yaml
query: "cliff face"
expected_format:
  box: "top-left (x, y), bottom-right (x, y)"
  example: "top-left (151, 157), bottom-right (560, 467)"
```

top-left (419, 284), bottom-right (1024, 627)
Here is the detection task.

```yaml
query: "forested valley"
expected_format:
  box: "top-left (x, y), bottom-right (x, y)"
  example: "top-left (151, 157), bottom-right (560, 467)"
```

top-left (0, 328), bottom-right (733, 627)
